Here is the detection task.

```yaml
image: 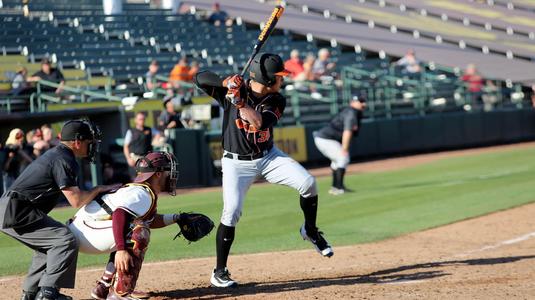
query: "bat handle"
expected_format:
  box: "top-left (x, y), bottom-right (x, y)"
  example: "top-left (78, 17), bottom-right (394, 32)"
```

top-left (240, 58), bottom-right (253, 77)
top-left (240, 46), bottom-right (259, 77)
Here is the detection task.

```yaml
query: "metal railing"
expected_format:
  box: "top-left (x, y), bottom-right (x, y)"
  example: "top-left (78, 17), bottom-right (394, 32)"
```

top-left (30, 79), bottom-right (122, 112)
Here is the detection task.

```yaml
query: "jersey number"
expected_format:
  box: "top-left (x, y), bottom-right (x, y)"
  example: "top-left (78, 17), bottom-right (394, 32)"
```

top-left (257, 130), bottom-right (270, 143)
top-left (235, 119), bottom-right (270, 143)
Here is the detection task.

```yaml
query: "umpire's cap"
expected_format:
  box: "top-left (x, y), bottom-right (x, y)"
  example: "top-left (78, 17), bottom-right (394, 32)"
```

top-left (60, 120), bottom-right (94, 141)
top-left (249, 53), bottom-right (290, 86)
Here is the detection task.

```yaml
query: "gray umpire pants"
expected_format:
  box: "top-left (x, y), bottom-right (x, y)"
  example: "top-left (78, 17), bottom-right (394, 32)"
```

top-left (0, 212), bottom-right (78, 292)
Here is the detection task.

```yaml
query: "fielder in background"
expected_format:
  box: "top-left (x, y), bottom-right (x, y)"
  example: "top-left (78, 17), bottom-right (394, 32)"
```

top-left (0, 120), bottom-right (120, 300)
top-left (68, 151), bottom-right (181, 300)
top-left (195, 53), bottom-right (334, 289)
top-left (313, 96), bottom-right (366, 195)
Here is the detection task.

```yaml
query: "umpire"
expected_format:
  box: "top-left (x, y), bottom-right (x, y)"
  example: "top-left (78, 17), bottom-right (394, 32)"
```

top-left (313, 96), bottom-right (366, 195)
top-left (0, 120), bottom-right (120, 300)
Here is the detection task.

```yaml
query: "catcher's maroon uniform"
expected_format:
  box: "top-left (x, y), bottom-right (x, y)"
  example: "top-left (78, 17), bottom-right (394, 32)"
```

top-left (69, 151), bottom-right (179, 300)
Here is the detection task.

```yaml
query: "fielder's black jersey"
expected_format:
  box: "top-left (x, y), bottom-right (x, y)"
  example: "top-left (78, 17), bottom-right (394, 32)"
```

top-left (316, 107), bottom-right (363, 142)
top-left (9, 143), bottom-right (79, 213)
top-left (195, 71), bottom-right (285, 155)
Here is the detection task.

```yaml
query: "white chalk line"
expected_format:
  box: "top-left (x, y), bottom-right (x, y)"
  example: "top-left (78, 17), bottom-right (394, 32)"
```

top-left (454, 230), bottom-right (535, 258)
top-left (376, 230), bottom-right (535, 285)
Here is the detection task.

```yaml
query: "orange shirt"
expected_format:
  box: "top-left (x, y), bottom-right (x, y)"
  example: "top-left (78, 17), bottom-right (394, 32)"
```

top-left (169, 65), bottom-right (191, 82)
top-left (284, 58), bottom-right (304, 79)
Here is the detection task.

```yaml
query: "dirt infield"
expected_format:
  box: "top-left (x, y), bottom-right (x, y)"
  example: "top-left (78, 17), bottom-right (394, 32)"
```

top-left (2, 142), bottom-right (535, 299)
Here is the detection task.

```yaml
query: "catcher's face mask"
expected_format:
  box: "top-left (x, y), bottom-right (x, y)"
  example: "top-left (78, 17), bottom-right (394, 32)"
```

top-left (135, 151), bottom-right (179, 196)
top-left (165, 152), bottom-right (179, 196)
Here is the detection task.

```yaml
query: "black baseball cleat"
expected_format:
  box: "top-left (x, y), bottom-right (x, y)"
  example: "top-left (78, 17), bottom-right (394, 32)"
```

top-left (35, 287), bottom-right (72, 300)
top-left (300, 224), bottom-right (334, 257)
top-left (21, 290), bottom-right (37, 300)
top-left (210, 268), bottom-right (238, 288)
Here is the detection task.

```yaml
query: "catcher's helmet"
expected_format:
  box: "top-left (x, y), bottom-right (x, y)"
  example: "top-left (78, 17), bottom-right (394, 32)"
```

top-left (249, 53), bottom-right (290, 86)
top-left (134, 151), bottom-right (179, 196)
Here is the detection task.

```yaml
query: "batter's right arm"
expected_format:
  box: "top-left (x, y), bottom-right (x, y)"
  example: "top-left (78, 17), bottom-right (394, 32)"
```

top-left (194, 71), bottom-right (228, 106)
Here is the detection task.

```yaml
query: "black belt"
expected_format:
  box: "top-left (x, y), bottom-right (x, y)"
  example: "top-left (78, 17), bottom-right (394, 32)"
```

top-left (224, 149), bottom-right (270, 161)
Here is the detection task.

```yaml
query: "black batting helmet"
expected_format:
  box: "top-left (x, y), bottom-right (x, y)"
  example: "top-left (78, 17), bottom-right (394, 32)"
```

top-left (249, 53), bottom-right (290, 86)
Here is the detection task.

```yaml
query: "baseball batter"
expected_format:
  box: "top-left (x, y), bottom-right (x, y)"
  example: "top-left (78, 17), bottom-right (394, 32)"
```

top-left (313, 96), bottom-right (366, 195)
top-left (195, 53), bottom-right (333, 288)
top-left (68, 151), bottom-right (180, 300)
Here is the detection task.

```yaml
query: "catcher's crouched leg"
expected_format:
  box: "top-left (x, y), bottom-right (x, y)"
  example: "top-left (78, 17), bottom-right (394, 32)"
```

top-left (111, 222), bottom-right (150, 297)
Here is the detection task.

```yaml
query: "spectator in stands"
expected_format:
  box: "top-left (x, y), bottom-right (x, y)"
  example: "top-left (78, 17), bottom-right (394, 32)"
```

top-left (312, 48), bottom-right (336, 81)
top-left (145, 60), bottom-right (160, 91)
top-left (27, 58), bottom-right (65, 94)
top-left (394, 49), bottom-right (421, 76)
top-left (10, 66), bottom-right (31, 95)
top-left (303, 53), bottom-right (316, 81)
top-left (169, 57), bottom-right (195, 87)
top-left (23, 128), bottom-right (42, 150)
top-left (158, 97), bottom-right (184, 131)
top-left (461, 63), bottom-right (484, 105)
top-left (31, 140), bottom-right (49, 159)
top-left (42, 125), bottom-right (59, 148)
top-left (2, 128), bottom-right (33, 191)
top-left (208, 2), bottom-right (232, 26)
top-left (285, 49), bottom-right (306, 81)
top-left (24, 130), bottom-right (34, 148)
top-left (31, 128), bottom-right (43, 143)
top-left (189, 60), bottom-right (199, 80)
top-left (123, 112), bottom-right (153, 169)
top-left (531, 85), bottom-right (535, 108)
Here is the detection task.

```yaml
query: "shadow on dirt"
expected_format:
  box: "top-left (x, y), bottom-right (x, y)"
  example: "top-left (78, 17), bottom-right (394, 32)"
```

top-left (153, 255), bottom-right (535, 299)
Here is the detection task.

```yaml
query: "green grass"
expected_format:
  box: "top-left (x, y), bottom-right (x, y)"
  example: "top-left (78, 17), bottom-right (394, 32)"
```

top-left (2, 146), bottom-right (535, 276)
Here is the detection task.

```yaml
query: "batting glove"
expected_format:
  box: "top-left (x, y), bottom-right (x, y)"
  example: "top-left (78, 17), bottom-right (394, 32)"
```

top-left (225, 74), bottom-right (245, 108)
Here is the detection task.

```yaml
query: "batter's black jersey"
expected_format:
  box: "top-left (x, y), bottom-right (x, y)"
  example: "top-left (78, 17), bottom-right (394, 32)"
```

top-left (316, 107), bottom-right (363, 142)
top-left (8, 143), bottom-right (79, 214)
top-left (195, 71), bottom-right (285, 155)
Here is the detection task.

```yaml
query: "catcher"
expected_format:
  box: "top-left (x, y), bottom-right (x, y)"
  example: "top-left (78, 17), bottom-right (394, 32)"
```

top-left (68, 151), bottom-right (213, 300)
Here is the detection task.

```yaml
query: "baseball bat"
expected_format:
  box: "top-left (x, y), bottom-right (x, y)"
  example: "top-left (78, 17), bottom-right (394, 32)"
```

top-left (240, 5), bottom-right (285, 77)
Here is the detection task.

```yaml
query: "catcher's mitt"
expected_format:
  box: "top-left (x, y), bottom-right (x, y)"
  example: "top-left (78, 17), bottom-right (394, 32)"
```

top-left (173, 213), bottom-right (214, 242)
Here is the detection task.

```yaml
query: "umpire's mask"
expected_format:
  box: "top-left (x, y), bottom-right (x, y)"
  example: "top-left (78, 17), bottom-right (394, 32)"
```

top-left (60, 119), bottom-right (102, 163)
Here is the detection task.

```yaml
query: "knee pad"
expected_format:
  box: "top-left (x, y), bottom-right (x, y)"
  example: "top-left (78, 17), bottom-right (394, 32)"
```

top-left (129, 223), bottom-right (151, 257)
top-left (299, 175), bottom-right (317, 198)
